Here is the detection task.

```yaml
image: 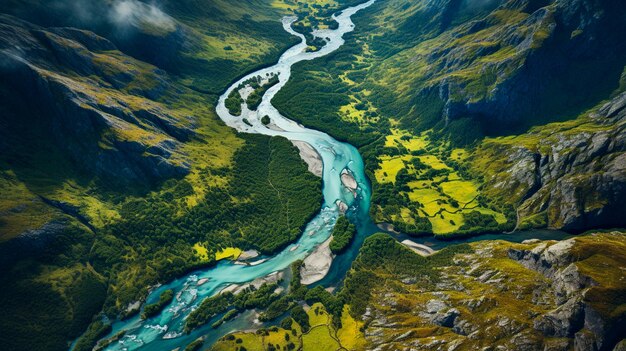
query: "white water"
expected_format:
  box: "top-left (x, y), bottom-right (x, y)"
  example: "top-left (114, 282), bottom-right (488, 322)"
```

top-left (101, 2), bottom-right (377, 350)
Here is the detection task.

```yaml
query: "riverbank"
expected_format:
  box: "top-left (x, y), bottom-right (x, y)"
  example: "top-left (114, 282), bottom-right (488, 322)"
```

top-left (292, 141), bottom-right (323, 177)
top-left (400, 239), bottom-right (435, 256)
top-left (300, 237), bottom-right (334, 285)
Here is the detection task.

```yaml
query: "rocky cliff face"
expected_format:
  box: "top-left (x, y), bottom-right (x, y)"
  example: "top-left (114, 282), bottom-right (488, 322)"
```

top-left (473, 91), bottom-right (626, 231)
top-left (439, 0), bottom-right (626, 127)
top-left (0, 14), bottom-right (193, 185)
top-left (508, 234), bottom-right (626, 350)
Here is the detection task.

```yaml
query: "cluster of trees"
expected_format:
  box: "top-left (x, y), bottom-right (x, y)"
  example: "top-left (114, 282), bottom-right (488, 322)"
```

top-left (225, 90), bottom-right (243, 116)
top-left (287, 260), bottom-right (307, 300)
top-left (185, 293), bottom-right (234, 332)
top-left (185, 282), bottom-right (282, 332)
top-left (211, 309), bottom-right (239, 329)
top-left (184, 339), bottom-right (204, 351)
top-left (260, 296), bottom-right (292, 322)
top-left (461, 211), bottom-right (498, 230)
top-left (288, 305), bottom-right (310, 332)
top-left (329, 216), bottom-right (356, 254)
top-left (225, 74), bottom-right (280, 115)
top-left (73, 319), bottom-right (112, 351)
top-left (393, 216), bottom-right (433, 235)
top-left (247, 74), bottom-right (280, 110)
top-left (141, 289), bottom-right (174, 320)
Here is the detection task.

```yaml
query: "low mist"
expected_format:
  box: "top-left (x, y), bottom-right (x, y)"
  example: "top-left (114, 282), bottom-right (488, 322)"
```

top-left (110, 0), bottom-right (175, 31)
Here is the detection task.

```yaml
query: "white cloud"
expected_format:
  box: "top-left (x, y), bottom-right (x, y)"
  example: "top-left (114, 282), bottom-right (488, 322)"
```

top-left (110, 0), bottom-right (175, 31)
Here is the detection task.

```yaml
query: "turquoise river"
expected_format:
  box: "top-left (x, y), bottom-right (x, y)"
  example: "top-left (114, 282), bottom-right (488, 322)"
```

top-left (96, 1), bottom-right (571, 350)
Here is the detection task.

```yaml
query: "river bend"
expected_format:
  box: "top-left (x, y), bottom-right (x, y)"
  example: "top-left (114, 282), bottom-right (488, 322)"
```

top-left (102, 2), bottom-right (377, 350)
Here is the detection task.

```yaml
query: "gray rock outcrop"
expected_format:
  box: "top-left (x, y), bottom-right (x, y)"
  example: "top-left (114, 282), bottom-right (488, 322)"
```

top-left (509, 238), bottom-right (623, 350)
top-left (479, 91), bottom-right (626, 232)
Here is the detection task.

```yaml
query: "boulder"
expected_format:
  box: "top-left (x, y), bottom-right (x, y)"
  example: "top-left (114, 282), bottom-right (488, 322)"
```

top-left (533, 296), bottom-right (585, 337)
top-left (431, 308), bottom-right (460, 328)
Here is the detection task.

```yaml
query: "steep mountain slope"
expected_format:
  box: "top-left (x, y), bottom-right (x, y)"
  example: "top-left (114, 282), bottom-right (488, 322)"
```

top-left (367, 0), bottom-right (626, 132)
top-left (0, 0), bottom-right (296, 90)
top-left (473, 92), bottom-right (626, 231)
top-left (0, 14), bottom-right (192, 186)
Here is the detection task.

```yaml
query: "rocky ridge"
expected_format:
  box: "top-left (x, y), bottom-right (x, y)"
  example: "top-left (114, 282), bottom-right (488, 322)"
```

top-left (355, 232), bottom-right (626, 351)
top-left (508, 235), bottom-right (625, 350)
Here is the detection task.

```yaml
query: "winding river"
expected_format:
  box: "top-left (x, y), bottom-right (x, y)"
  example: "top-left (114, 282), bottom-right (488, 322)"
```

top-left (92, 0), bottom-right (567, 351)
top-left (97, 1), bottom-right (574, 349)
top-left (102, 1), bottom-right (379, 350)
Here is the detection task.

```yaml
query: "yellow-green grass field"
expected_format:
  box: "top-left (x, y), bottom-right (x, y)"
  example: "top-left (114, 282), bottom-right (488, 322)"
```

top-left (215, 247), bottom-right (242, 261)
top-left (429, 211), bottom-right (465, 234)
top-left (337, 305), bottom-right (367, 350)
top-left (417, 155), bottom-right (450, 170)
top-left (192, 243), bottom-right (209, 261)
top-left (301, 325), bottom-right (341, 350)
top-left (440, 180), bottom-right (479, 204)
top-left (384, 128), bottom-right (428, 151)
top-left (373, 127), bottom-right (507, 235)
top-left (374, 155), bottom-right (414, 183)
